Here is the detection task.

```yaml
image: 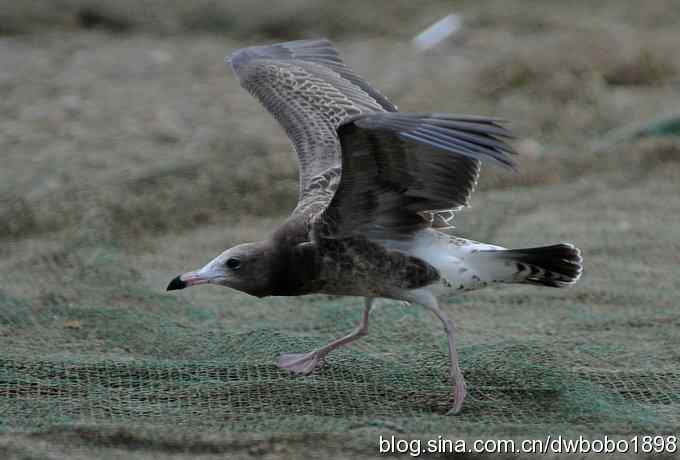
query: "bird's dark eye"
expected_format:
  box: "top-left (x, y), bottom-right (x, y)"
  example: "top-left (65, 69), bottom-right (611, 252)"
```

top-left (226, 257), bottom-right (241, 270)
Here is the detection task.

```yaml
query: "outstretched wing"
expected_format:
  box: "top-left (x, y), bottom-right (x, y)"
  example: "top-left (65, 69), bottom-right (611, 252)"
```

top-left (227, 38), bottom-right (396, 205)
top-left (314, 112), bottom-right (516, 240)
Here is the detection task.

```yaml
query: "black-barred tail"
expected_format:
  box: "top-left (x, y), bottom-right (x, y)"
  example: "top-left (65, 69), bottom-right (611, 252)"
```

top-left (497, 243), bottom-right (583, 287)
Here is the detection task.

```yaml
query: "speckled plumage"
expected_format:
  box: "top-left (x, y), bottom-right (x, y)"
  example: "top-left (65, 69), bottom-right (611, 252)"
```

top-left (228, 39), bottom-right (515, 241)
top-left (168, 38), bottom-right (583, 414)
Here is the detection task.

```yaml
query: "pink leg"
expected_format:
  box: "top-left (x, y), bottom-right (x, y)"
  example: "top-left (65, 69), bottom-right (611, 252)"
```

top-left (408, 289), bottom-right (467, 414)
top-left (428, 301), bottom-right (467, 414)
top-left (278, 298), bottom-right (374, 375)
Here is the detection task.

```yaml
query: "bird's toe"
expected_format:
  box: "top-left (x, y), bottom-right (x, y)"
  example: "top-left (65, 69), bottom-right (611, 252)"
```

top-left (277, 351), bottom-right (322, 375)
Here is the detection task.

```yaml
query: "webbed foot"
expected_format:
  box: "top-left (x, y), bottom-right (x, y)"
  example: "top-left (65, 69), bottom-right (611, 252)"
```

top-left (277, 351), bottom-right (323, 375)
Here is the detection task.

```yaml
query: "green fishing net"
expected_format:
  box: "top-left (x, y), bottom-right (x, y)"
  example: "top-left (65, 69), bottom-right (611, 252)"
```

top-left (2, 169), bottom-right (679, 458)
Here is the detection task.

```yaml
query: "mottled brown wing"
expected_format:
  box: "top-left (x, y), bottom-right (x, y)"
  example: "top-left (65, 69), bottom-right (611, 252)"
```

top-left (315, 112), bottom-right (516, 240)
top-left (227, 38), bottom-right (396, 205)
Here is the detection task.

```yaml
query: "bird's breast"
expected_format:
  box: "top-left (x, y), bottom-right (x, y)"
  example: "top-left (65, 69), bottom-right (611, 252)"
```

top-left (316, 237), bottom-right (440, 296)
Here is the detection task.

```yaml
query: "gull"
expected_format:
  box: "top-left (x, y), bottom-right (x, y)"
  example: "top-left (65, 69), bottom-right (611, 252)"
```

top-left (166, 38), bottom-right (583, 414)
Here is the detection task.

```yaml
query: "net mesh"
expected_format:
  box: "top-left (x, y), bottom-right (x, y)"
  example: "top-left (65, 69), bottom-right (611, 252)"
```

top-left (2, 11), bottom-right (680, 454)
top-left (2, 166), bottom-right (680, 445)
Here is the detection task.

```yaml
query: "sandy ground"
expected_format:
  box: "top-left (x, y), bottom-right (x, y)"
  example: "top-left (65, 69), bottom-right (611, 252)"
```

top-left (2, 1), bottom-right (680, 458)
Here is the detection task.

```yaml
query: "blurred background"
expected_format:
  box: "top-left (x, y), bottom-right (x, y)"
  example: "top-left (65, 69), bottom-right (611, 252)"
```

top-left (1, 1), bottom-right (680, 458)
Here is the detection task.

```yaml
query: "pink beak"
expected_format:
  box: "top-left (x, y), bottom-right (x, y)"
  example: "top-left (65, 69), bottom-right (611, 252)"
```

top-left (166, 270), bottom-right (210, 291)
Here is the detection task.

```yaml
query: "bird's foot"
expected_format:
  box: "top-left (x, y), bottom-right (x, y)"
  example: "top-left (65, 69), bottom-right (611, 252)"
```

top-left (277, 351), bottom-right (323, 375)
top-left (446, 376), bottom-right (467, 415)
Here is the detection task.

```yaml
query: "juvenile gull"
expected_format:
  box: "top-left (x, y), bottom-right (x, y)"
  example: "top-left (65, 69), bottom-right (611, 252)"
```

top-left (167, 38), bottom-right (583, 414)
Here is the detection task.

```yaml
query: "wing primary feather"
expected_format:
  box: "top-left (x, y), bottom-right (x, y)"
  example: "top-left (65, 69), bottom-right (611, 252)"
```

top-left (425, 124), bottom-right (515, 153)
top-left (411, 127), bottom-right (516, 167)
top-left (427, 119), bottom-right (515, 138)
top-left (408, 128), bottom-right (481, 155)
top-left (351, 112), bottom-right (517, 169)
top-left (400, 130), bottom-right (516, 169)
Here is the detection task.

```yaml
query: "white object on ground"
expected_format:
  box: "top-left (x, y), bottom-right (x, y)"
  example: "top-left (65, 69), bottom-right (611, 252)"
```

top-left (413, 14), bottom-right (462, 52)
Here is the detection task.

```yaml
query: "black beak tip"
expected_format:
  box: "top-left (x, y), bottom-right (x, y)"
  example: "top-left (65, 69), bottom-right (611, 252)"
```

top-left (166, 275), bottom-right (186, 291)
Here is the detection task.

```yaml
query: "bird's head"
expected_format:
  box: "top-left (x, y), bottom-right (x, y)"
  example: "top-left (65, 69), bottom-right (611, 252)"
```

top-left (166, 241), bottom-right (274, 297)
